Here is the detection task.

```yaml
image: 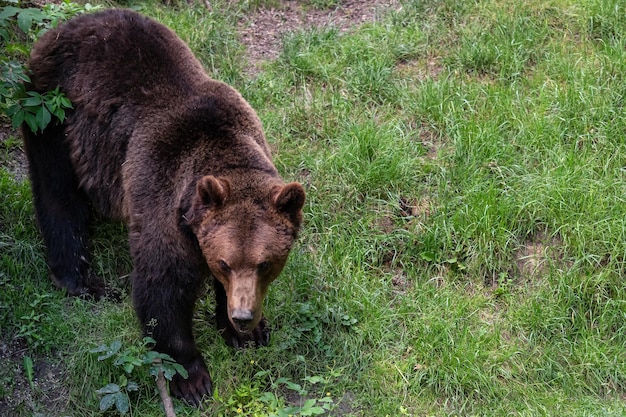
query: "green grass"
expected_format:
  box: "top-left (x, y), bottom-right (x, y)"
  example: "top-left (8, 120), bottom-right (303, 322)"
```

top-left (2, 0), bottom-right (626, 415)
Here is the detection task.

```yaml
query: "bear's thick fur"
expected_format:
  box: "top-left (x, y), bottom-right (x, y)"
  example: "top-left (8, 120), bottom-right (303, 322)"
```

top-left (22, 9), bottom-right (305, 405)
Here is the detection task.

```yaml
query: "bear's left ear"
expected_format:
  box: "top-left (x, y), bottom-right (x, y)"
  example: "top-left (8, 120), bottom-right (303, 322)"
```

top-left (272, 182), bottom-right (306, 221)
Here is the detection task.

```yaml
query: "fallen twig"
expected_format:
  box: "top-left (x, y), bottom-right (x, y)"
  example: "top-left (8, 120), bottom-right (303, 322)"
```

top-left (156, 370), bottom-right (177, 417)
top-left (152, 357), bottom-right (176, 417)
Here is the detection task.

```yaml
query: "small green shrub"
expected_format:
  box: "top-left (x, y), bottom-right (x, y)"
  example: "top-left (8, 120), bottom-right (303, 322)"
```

top-left (0, 1), bottom-right (99, 133)
top-left (215, 367), bottom-right (337, 417)
top-left (90, 337), bottom-right (187, 415)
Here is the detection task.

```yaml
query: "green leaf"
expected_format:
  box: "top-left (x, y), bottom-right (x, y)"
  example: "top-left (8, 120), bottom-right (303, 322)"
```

top-left (254, 370), bottom-right (270, 378)
top-left (142, 336), bottom-right (157, 347)
top-left (282, 406), bottom-right (300, 414)
top-left (99, 393), bottom-right (116, 411)
top-left (303, 399), bottom-right (317, 409)
top-left (142, 350), bottom-right (161, 363)
top-left (114, 392), bottom-right (130, 414)
top-left (299, 399), bottom-right (326, 415)
top-left (36, 105), bottom-right (51, 129)
top-left (9, 107), bottom-right (24, 129)
top-left (96, 383), bottom-right (121, 395)
top-left (60, 95), bottom-right (72, 108)
top-left (24, 112), bottom-right (38, 133)
top-left (122, 362), bottom-right (135, 374)
top-left (22, 95), bottom-right (43, 107)
top-left (303, 406), bottom-right (326, 416)
top-left (16, 11), bottom-right (33, 34)
top-left (259, 392), bottom-right (277, 403)
top-left (0, 7), bottom-right (20, 21)
top-left (54, 108), bottom-right (65, 122)
top-left (89, 344), bottom-right (108, 354)
top-left (0, 28), bottom-right (9, 42)
top-left (173, 363), bottom-right (188, 378)
top-left (163, 367), bottom-right (177, 380)
top-left (304, 375), bottom-right (324, 384)
top-left (420, 251), bottom-right (436, 262)
top-left (285, 380), bottom-right (304, 394)
top-left (23, 356), bottom-right (34, 388)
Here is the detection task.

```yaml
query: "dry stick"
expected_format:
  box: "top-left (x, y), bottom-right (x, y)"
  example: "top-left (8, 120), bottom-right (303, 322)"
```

top-left (154, 360), bottom-right (177, 417)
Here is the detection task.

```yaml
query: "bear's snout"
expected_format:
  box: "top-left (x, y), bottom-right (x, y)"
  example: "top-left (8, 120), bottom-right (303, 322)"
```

top-left (231, 308), bottom-right (255, 333)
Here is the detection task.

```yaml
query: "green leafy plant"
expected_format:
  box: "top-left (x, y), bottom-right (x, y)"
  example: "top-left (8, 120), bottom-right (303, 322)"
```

top-left (216, 368), bottom-right (337, 417)
top-left (14, 292), bottom-right (54, 348)
top-left (95, 380), bottom-right (138, 415)
top-left (0, 1), bottom-right (98, 133)
top-left (91, 337), bottom-right (187, 415)
top-left (0, 0), bottom-right (100, 44)
top-left (6, 86), bottom-right (72, 133)
top-left (265, 375), bottom-right (334, 417)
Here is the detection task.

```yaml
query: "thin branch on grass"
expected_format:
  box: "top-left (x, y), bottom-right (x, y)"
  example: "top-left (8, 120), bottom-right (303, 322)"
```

top-left (154, 360), bottom-right (177, 417)
top-left (157, 371), bottom-right (176, 417)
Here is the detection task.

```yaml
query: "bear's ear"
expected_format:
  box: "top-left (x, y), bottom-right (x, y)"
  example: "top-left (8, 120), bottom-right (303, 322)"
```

top-left (194, 175), bottom-right (230, 211)
top-left (272, 182), bottom-right (306, 218)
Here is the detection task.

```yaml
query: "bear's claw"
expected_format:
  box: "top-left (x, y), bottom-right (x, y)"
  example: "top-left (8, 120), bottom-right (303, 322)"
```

top-left (170, 358), bottom-right (213, 407)
top-left (221, 317), bottom-right (271, 349)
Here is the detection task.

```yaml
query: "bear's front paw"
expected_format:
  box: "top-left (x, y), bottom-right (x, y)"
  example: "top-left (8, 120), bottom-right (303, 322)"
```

top-left (220, 317), bottom-right (271, 349)
top-left (169, 357), bottom-right (213, 407)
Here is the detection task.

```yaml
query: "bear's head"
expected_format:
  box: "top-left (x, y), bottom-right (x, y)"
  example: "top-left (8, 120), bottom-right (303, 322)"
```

top-left (187, 175), bottom-right (305, 335)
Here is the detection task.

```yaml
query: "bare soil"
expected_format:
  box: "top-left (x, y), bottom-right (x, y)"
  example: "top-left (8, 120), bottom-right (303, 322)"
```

top-left (0, 340), bottom-right (70, 417)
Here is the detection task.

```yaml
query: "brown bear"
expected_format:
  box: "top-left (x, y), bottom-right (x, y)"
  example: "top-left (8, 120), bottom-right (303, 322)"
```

top-left (22, 8), bottom-right (305, 406)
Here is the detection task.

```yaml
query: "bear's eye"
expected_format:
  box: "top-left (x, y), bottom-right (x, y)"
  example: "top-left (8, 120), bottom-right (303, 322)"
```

top-left (258, 261), bottom-right (270, 272)
top-left (219, 260), bottom-right (231, 273)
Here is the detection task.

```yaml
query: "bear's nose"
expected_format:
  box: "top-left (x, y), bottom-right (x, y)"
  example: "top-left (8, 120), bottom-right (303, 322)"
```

top-left (231, 309), bottom-right (254, 331)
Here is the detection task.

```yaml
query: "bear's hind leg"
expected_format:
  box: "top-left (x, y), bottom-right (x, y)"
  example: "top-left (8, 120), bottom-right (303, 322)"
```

top-left (22, 124), bottom-right (104, 298)
top-left (214, 279), bottom-right (270, 349)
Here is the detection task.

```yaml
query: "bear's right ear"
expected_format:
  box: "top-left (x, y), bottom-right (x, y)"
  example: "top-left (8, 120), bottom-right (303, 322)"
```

top-left (193, 175), bottom-right (230, 212)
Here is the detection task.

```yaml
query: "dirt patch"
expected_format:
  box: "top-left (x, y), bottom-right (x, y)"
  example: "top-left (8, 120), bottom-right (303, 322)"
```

top-left (417, 123), bottom-right (447, 160)
top-left (514, 232), bottom-right (563, 281)
top-left (396, 56), bottom-right (445, 82)
top-left (239, 0), bottom-right (401, 73)
top-left (391, 271), bottom-right (413, 296)
top-left (0, 339), bottom-right (70, 417)
top-left (399, 196), bottom-right (431, 218)
top-left (0, 122), bottom-right (28, 182)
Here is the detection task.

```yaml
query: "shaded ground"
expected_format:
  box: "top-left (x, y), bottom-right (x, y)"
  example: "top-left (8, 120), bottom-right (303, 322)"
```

top-left (0, 339), bottom-right (70, 417)
top-left (0, 122), bottom-right (28, 182)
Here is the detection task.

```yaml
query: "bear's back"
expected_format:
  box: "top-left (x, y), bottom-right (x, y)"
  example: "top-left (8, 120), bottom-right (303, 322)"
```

top-left (28, 9), bottom-right (207, 106)
top-left (25, 9), bottom-right (273, 223)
